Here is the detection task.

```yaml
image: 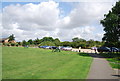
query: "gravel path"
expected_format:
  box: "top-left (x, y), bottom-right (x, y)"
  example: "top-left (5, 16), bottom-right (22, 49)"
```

top-left (87, 53), bottom-right (119, 79)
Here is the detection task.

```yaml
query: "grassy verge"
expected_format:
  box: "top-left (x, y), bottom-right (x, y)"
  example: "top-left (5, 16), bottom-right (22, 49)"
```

top-left (2, 47), bottom-right (93, 79)
top-left (99, 52), bottom-right (120, 69)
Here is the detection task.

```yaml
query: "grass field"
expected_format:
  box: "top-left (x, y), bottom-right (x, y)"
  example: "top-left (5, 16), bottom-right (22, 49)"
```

top-left (2, 47), bottom-right (93, 79)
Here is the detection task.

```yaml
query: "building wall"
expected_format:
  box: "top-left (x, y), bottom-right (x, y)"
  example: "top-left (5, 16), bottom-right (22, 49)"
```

top-left (4, 39), bottom-right (9, 43)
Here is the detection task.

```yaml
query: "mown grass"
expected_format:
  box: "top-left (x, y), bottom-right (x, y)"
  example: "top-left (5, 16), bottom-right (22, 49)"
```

top-left (99, 53), bottom-right (120, 69)
top-left (2, 47), bottom-right (93, 79)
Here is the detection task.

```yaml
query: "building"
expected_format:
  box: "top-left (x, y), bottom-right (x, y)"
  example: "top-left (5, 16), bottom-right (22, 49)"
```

top-left (0, 38), bottom-right (9, 43)
top-left (0, 38), bottom-right (16, 43)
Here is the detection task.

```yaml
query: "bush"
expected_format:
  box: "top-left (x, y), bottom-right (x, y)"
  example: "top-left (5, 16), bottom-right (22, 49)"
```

top-left (16, 43), bottom-right (19, 47)
top-left (11, 43), bottom-right (16, 46)
top-left (3, 43), bottom-right (10, 46)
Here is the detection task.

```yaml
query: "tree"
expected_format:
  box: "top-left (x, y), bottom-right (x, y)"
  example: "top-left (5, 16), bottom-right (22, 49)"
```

top-left (28, 39), bottom-right (33, 45)
top-left (61, 41), bottom-right (71, 47)
top-left (54, 38), bottom-right (61, 46)
top-left (41, 37), bottom-right (54, 42)
top-left (17, 42), bottom-right (22, 46)
top-left (8, 34), bottom-right (15, 41)
top-left (100, 1), bottom-right (120, 47)
top-left (34, 38), bottom-right (41, 45)
top-left (72, 37), bottom-right (80, 42)
top-left (39, 41), bottom-right (55, 46)
top-left (72, 37), bottom-right (86, 42)
top-left (22, 40), bottom-right (27, 46)
top-left (87, 39), bottom-right (95, 47)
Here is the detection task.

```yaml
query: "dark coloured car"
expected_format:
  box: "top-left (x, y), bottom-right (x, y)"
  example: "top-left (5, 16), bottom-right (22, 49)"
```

top-left (110, 47), bottom-right (119, 52)
top-left (38, 46), bottom-right (48, 48)
top-left (118, 48), bottom-right (120, 52)
top-left (97, 47), bottom-right (111, 52)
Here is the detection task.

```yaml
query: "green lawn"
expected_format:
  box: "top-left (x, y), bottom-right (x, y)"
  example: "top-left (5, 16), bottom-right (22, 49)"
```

top-left (2, 47), bottom-right (93, 79)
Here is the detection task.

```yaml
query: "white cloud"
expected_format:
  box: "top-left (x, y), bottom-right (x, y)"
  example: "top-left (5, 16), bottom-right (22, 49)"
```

top-left (1, 1), bottom-right (117, 41)
top-left (57, 2), bottom-right (114, 29)
top-left (2, 1), bottom-right (60, 31)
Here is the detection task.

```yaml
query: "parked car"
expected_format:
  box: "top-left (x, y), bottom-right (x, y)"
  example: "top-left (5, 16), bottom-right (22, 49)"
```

top-left (97, 47), bottom-right (111, 52)
top-left (110, 47), bottom-right (119, 52)
top-left (91, 47), bottom-right (97, 50)
top-left (118, 48), bottom-right (120, 52)
top-left (38, 46), bottom-right (48, 48)
top-left (62, 47), bottom-right (72, 51)
top-left (50, 46), bottom-right (57, 49)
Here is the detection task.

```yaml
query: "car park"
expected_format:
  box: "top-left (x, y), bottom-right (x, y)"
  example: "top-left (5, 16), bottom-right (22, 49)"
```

top-left (97, 47), bottom-right (111, 52)
top-left (62, 47), bottom-right (72, 51)
top-left (38, 46), bottom-right (48, 48)
top-left (110, 47), bottom-right (119, 52)
top-left (91, 47), bottom-right (97, 50)
top-left (118, 48), bottom-right (120, 52)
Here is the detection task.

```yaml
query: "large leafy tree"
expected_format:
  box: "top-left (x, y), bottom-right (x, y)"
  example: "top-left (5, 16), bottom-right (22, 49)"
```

top-left (28, 39), bottom-right (33, 45)
top-left (41, 37), bottom-right (54, 42)
top-left (34, 38), bottom-right (41, 45)
top-left (72, 37), bottom-right (86, 42)
top-left (100, 1), bottom-right (120, 47)
top-left (54, 38), bottom-right (61, 46)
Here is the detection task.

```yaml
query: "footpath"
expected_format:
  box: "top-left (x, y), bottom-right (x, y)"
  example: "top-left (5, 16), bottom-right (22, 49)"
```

top-left (87, 53), bottom-right (119, 79)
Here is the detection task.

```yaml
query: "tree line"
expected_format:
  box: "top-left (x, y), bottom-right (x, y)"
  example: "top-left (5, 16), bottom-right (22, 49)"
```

top-left (3, 34), bottom-right (104, 48)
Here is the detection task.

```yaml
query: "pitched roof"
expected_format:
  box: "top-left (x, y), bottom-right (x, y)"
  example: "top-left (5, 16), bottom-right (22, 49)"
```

top-left (0, 38), bottom-right (9, 41)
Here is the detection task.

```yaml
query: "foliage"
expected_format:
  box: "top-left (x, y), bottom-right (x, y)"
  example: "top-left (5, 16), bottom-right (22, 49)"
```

top-left (28, 39), bottom-right (33, 45)
top-left (8, 34), bottom-right (15, 42)
top-left (3, 43), bottom-right (10, 46)
top-left (100, 1), bottom-right (120, 47)
top-left (10, 43), bottom-right (16, 46)
top-left (6, 36), bottom-right (104, 48)
top-left (72, 37), bottom-right (86, 42)
top-left (16, 43), bottom-right (19, 47)
top-left (39, 41), bottom-right (55, 46)
top-left (17, 42), bottom-right (22, 46)
top-left (41, 37), bottom-right (54, 42)
top-left (34, 38), bottom-right (41, 45)
top-left (54, 38), bottom-right (61, 46)
top-left (22, 40), bottom-right (29, 46)
top-left (61, 41), bottom-right (71, 47)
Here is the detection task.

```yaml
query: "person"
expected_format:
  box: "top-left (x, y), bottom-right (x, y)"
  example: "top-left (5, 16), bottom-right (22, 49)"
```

top-left (52, 46), bottom-right (57, 52)
top-left (94, 47), bottom-right (97, 54)
top-left (58, 46), bottom-right (61, 52)
top-left (79, 47), bottom-right (81, 52)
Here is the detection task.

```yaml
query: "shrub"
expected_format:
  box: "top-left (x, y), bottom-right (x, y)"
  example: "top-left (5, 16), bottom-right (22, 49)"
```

top-left (16, 43), bottom-right (19, 47)
top-left (11, 43), bottom-right (16, 46)
top-left (3, 43), bottom-right (10, 46)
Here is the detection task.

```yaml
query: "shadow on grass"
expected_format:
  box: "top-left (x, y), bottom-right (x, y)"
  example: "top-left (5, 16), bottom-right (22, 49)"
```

top-left (77, 53), bottom-right (91, 57)
top-left (77, 52), bottom-right (111, 58)
top-left (99, 52), bottom-right (120, 58)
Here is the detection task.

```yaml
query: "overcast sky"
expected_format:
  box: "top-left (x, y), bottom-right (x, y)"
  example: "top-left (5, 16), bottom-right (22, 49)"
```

top-left (1, 0), bottom-right (118, 42)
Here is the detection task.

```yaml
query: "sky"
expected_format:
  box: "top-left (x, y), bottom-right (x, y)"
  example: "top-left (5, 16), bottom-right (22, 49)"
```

top-left (0, 0), bottom-right (118, 42)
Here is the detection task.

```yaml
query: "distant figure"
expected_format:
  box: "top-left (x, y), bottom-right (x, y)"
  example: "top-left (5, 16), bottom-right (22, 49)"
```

top-left (58, 46), bottom-right (61, 52)
top-left (52, 46), bottom-right (60, 52)
top-left (52, 46), bottom-right (57, 52)
top-left (94, 47), bottom-right (97, 54)
top-left (79, 47), bottom-right (81, 52)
